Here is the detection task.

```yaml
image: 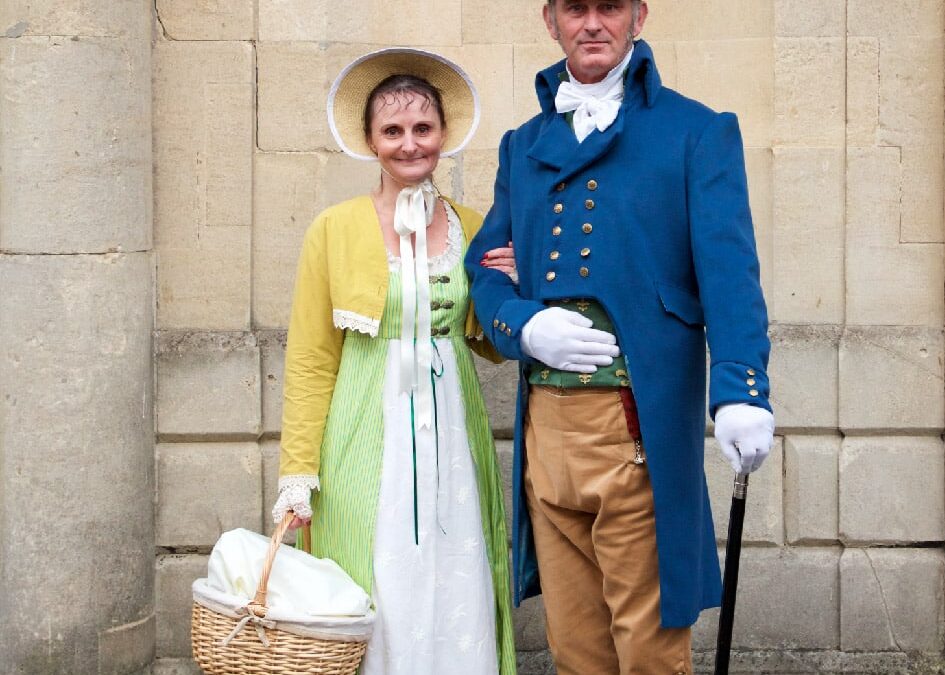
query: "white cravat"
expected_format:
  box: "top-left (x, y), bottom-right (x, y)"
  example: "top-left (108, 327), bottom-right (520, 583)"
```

top-left (393, 179), bottom-right (437, 429)
top-left (554, 46), bottom-right (634, 143)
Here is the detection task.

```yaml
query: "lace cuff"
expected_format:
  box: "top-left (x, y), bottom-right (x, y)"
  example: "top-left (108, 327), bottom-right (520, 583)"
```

top-left (278, 474), bottom-right (321, 493)
top-left (333, 309), bottom-right (380, 337)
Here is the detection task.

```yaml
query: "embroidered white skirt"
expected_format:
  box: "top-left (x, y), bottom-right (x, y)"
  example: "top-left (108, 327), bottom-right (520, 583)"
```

top-left (360, 339), bottom-right (498, 675)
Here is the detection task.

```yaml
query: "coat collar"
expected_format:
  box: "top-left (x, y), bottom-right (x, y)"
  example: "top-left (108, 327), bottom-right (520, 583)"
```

top-left (528, 40), bottom-right (662, 179)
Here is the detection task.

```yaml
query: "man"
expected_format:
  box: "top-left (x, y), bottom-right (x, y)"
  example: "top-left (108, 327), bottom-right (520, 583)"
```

top-left (465, 1), bottom-right (775, 673)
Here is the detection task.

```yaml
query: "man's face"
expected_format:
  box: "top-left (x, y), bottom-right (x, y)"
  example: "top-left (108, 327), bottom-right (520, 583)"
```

top-left (544, 1), bottom-right (648, 84)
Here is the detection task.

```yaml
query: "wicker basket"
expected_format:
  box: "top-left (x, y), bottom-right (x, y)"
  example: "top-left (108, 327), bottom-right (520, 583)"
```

top-left (191, 513), bottom-right (370, 675)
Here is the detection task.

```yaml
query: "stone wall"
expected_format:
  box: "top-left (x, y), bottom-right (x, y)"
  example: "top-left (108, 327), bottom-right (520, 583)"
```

top-left (3, 0), bottom-right (934, 673)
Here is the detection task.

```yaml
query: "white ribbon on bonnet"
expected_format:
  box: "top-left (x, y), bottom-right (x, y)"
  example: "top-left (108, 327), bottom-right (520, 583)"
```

top-left (393, 178), bottom-right (438, 429)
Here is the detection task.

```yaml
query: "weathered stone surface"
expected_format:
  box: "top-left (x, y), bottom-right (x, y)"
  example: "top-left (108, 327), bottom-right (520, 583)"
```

top-left (261, 439), bottom-right (281, 536)
top-left (848, 0), bottom-right (945, 38)
top-left (784, 435), bottom-right (840, 544)
top-left (153, 41), bottom-right (254, 330)
top-left (154, 659), bottom-right (202, 675)
top-left (156, 442), bottom-right (262, 547)
top-left (514, 595), bottom-right (548, 652)
top-left (899, 145), bottom-right (945, 244)
top-left (771, 148), bottom-right (844, 324)
top-left (839, 436), bottom-right (945, 544)
top-left (705, 438), bottom-right (784, 546)
top-left (156, 332), bottom-right (261, 438)
top-left (692, 648), bottom-right (934, 674)
top-left (253, 152), bottom-right (320, 329)
top-left (775, 38), bottom-right (844, 146)
top-left (841, 548), bottom-right (945, 652)
top-left (156, 555), bottom-right (208, 658)
top-left (460, 149), bottom-right (500, 218)
top-left (644, 1), bottom-right (774, 40)
top-left (0, 253), bottom-right (154, 674)
top-left (475, 359), bottom-right (518, 439)
top-left (675, 39), bottom-right (773, 149)
top-left (0, 0), bottom-right (149, 36)
top-left (512, 42), bottom-right (571, 125)
top-left (877, 37), bottom-right (945, 147)
top-left (516, 649), bottom-right (555, 675)
top-left (260, 330), bottom-right (287, 437)
top-left (155, 0), bottom-right (254, 40)
top-left (745, 148), bottom-right (774, 297)
top-left (846, 36), bottom-right (880, 147)
top-left (97, 614), bottom-right (156, 675)
top-left (462, 1), bottom-right (550, 44)
top-left (846, 148), bottom-right (945, 327)
top-left (496, 439), bottom-right (514, 541)
top-left (695, 547), bottom-right (841, 650)
top-left (767, 324), bottom-right (840, 431)
top-left (839, 327), bottom-right (945, 433)
top-left (0, 37), bottom-right (151, 253)
top-left (775, 0), bottom-right (845, 37)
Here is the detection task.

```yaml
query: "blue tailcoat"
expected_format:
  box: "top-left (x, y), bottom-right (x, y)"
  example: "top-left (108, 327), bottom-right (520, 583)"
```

top-left (464, 41), bottom-right (771, 628)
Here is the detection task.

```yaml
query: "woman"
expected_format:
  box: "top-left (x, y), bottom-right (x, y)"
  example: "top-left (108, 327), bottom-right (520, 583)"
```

top-left (270, 48), bottom-right (517, 675)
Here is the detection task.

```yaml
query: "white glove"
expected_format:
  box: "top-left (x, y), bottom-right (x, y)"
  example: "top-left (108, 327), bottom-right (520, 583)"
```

top-left (520, 307), bottom-right (620, 373)
top-left (714, 403), bottom-right (775, 474)
top-left (271, 476), bottom-right (317, 524)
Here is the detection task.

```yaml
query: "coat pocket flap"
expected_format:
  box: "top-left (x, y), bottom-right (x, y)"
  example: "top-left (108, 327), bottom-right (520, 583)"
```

top-left (656, 283), bottom-right (705, 326)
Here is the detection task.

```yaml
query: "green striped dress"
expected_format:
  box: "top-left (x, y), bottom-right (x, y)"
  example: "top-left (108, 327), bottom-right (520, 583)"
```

top-left (305, 209), bottom-right (516, 675)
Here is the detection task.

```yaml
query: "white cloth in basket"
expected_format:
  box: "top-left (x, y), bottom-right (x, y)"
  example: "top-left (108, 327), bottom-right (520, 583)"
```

top-left (204, 527), bottom-right (372, 618)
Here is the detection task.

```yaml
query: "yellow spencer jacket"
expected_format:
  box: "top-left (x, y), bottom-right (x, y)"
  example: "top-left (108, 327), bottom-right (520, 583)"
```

top-left (279, 194), bottom-right (502, 480)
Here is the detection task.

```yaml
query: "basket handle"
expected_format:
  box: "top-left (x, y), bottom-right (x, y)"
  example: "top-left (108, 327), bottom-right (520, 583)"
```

top-left (249, 510), bottom-right (312, 612)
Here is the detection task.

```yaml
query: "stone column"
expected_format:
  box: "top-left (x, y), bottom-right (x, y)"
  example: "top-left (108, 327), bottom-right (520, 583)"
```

top-left (0, 2), bottom-right (154, 673)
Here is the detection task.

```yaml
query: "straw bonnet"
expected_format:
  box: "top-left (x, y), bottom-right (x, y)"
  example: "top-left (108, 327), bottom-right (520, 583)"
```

top-left (327, 47), bottom-right (480, 161)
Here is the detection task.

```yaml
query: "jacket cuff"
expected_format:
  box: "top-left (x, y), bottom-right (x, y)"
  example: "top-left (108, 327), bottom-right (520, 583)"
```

top-left (709, 361), bottom-right (771, 419)
top-left (487, 298), bottom-right (546, 361)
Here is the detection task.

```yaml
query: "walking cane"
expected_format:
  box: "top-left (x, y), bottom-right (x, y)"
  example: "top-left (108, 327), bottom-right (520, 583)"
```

top-left (714, 471), bottom-right (749, 675)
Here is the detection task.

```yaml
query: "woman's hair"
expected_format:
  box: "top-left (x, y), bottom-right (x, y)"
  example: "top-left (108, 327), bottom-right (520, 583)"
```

top-left (362, 74), bottom-right (446, 140)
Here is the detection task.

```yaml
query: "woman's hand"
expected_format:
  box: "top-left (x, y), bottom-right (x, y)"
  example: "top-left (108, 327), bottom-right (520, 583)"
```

top-left (481, 241), bottom-right (518, 284)
top-left (272, 483), bottom-right (313, 528)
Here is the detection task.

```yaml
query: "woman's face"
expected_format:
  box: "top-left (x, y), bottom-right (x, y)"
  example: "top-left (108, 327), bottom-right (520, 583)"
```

top-left (368, 92), bottom-right (445, 186)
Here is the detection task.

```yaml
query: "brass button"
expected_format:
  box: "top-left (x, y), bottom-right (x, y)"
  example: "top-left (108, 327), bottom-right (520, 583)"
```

top-left (582, 223), bottom-right (593, 234)
top-left (746, 378), bottom-right (756, 386)
top-left (556, 182), bottom-right (566, 192)
top-left (587, 179), bottom-right (598, 191)
top-left (552, 225), bottom-right (562, 236)
top-left (540, 369), bottom-right (550, 380)
top-left (553, 203), bottom-right (564, 214)
top-left (499, 322), bottom-right (507, 331)
top-left (505, 327), bottom-right (512, 335)
top-left (492, 319), bottom-right (499, 327)
top-left (747, 368), bottom-right (756, 376)
top-left (580, 247), bottom-right (590, 257)
top-left (441, 300), bottom-right (454, 309)
top-left (585, 199), bottom-right (595, 210)
top-left (620, 379), bottom-right (630, 387)
top-left (431, 300), bottom-right (441, 310)
top-left (546, 271), bottom-right (557, 281)
top-left (550, 251), bottom-right (560, 260)
top-left (579, 267), bottom-right (589, 277)
top-left (749, 389), bottom-right (759, 397)
top-left (615, 369), bottom-right (627, 377)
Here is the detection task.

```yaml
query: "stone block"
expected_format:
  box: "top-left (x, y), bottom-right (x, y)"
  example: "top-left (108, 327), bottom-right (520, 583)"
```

top-left (845, 147), bottom-right (945, 327)
top-left (156, 443), bottom-right (263, 547)
top-left (697, 547), bottom-right (841, 650)
top-left (462, 1), bottom-right (550, 44)
top-left (839, 327), bottom-right (945, 433)
top-left (784, 435), bottom-right (840, 544)
top-left (496, 440), bottom-right (514, 541)
top-left (460, 149), bottom-right (500, 217)
top-left (848, 0), bottom-right (945, 38)
top-left (331, 0), bottom-right (462, 46)
top-left (839, 436), bottom-right (945, 544)
top-left (0, 0), bottom-right (149, 36)
top-left (877, 37), bottom-right (945, 148)
top-left (156, 332), bottom-right (261, 438)
top-left (0, 253), bottom-right (154, 672)
top-left (514, 595), bottom-right (548, 652)
top-left (675, 39), bottom-right (773, 149)
top-left (648, 41), bottom-right (678, 89)
top-left (153, 41), bottom-right (254, 329)
top-left (705, 438), bottom-right (784, 546)
top-left (260, 331), bottom-right (287, 437)
top-left (899, 144), bottom-right (945, 245)
top-left (0, 37), bottom-right (151, 254)
top-left (744, 148), bottom-right (774, 298)
top-left (771, 148), bottom-right (844, 324)
top-left (155, 0), bottom-right (254, 40)
top-left (156, 555), bottom-right (209, 658)
top-left (841, 548), bottom-right (945, 652)
top-left (258, 0), bottom-right (325, 41)
top-left (512, 42), bottom-right (571, 126)
top-left (643, 1), bottom-right (774, 40)
top-left (774, 38), bottom-right (844, 146)
top-left (517, 650), bottom-right (555, 675)
top-left (154, 659), bottom-right (203, 675)
top-left (846, 37), bottom-right (880, 147)
top-left (768, 324), bottom-right (840, 431)
top-left (775, 0), bottom-right (845, 37)
top-left (475, 359), bottom-right (519, 439)
top-left (253, 152), bottom-right (320, 329)
top-left (261, 439), bottom-right (282, 536)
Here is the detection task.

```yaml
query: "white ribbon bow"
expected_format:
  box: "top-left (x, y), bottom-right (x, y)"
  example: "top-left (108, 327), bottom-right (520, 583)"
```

top-left (393, 179), bottom-right (437, 429)
top-left (554, 45), bottom-right (634, 143)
